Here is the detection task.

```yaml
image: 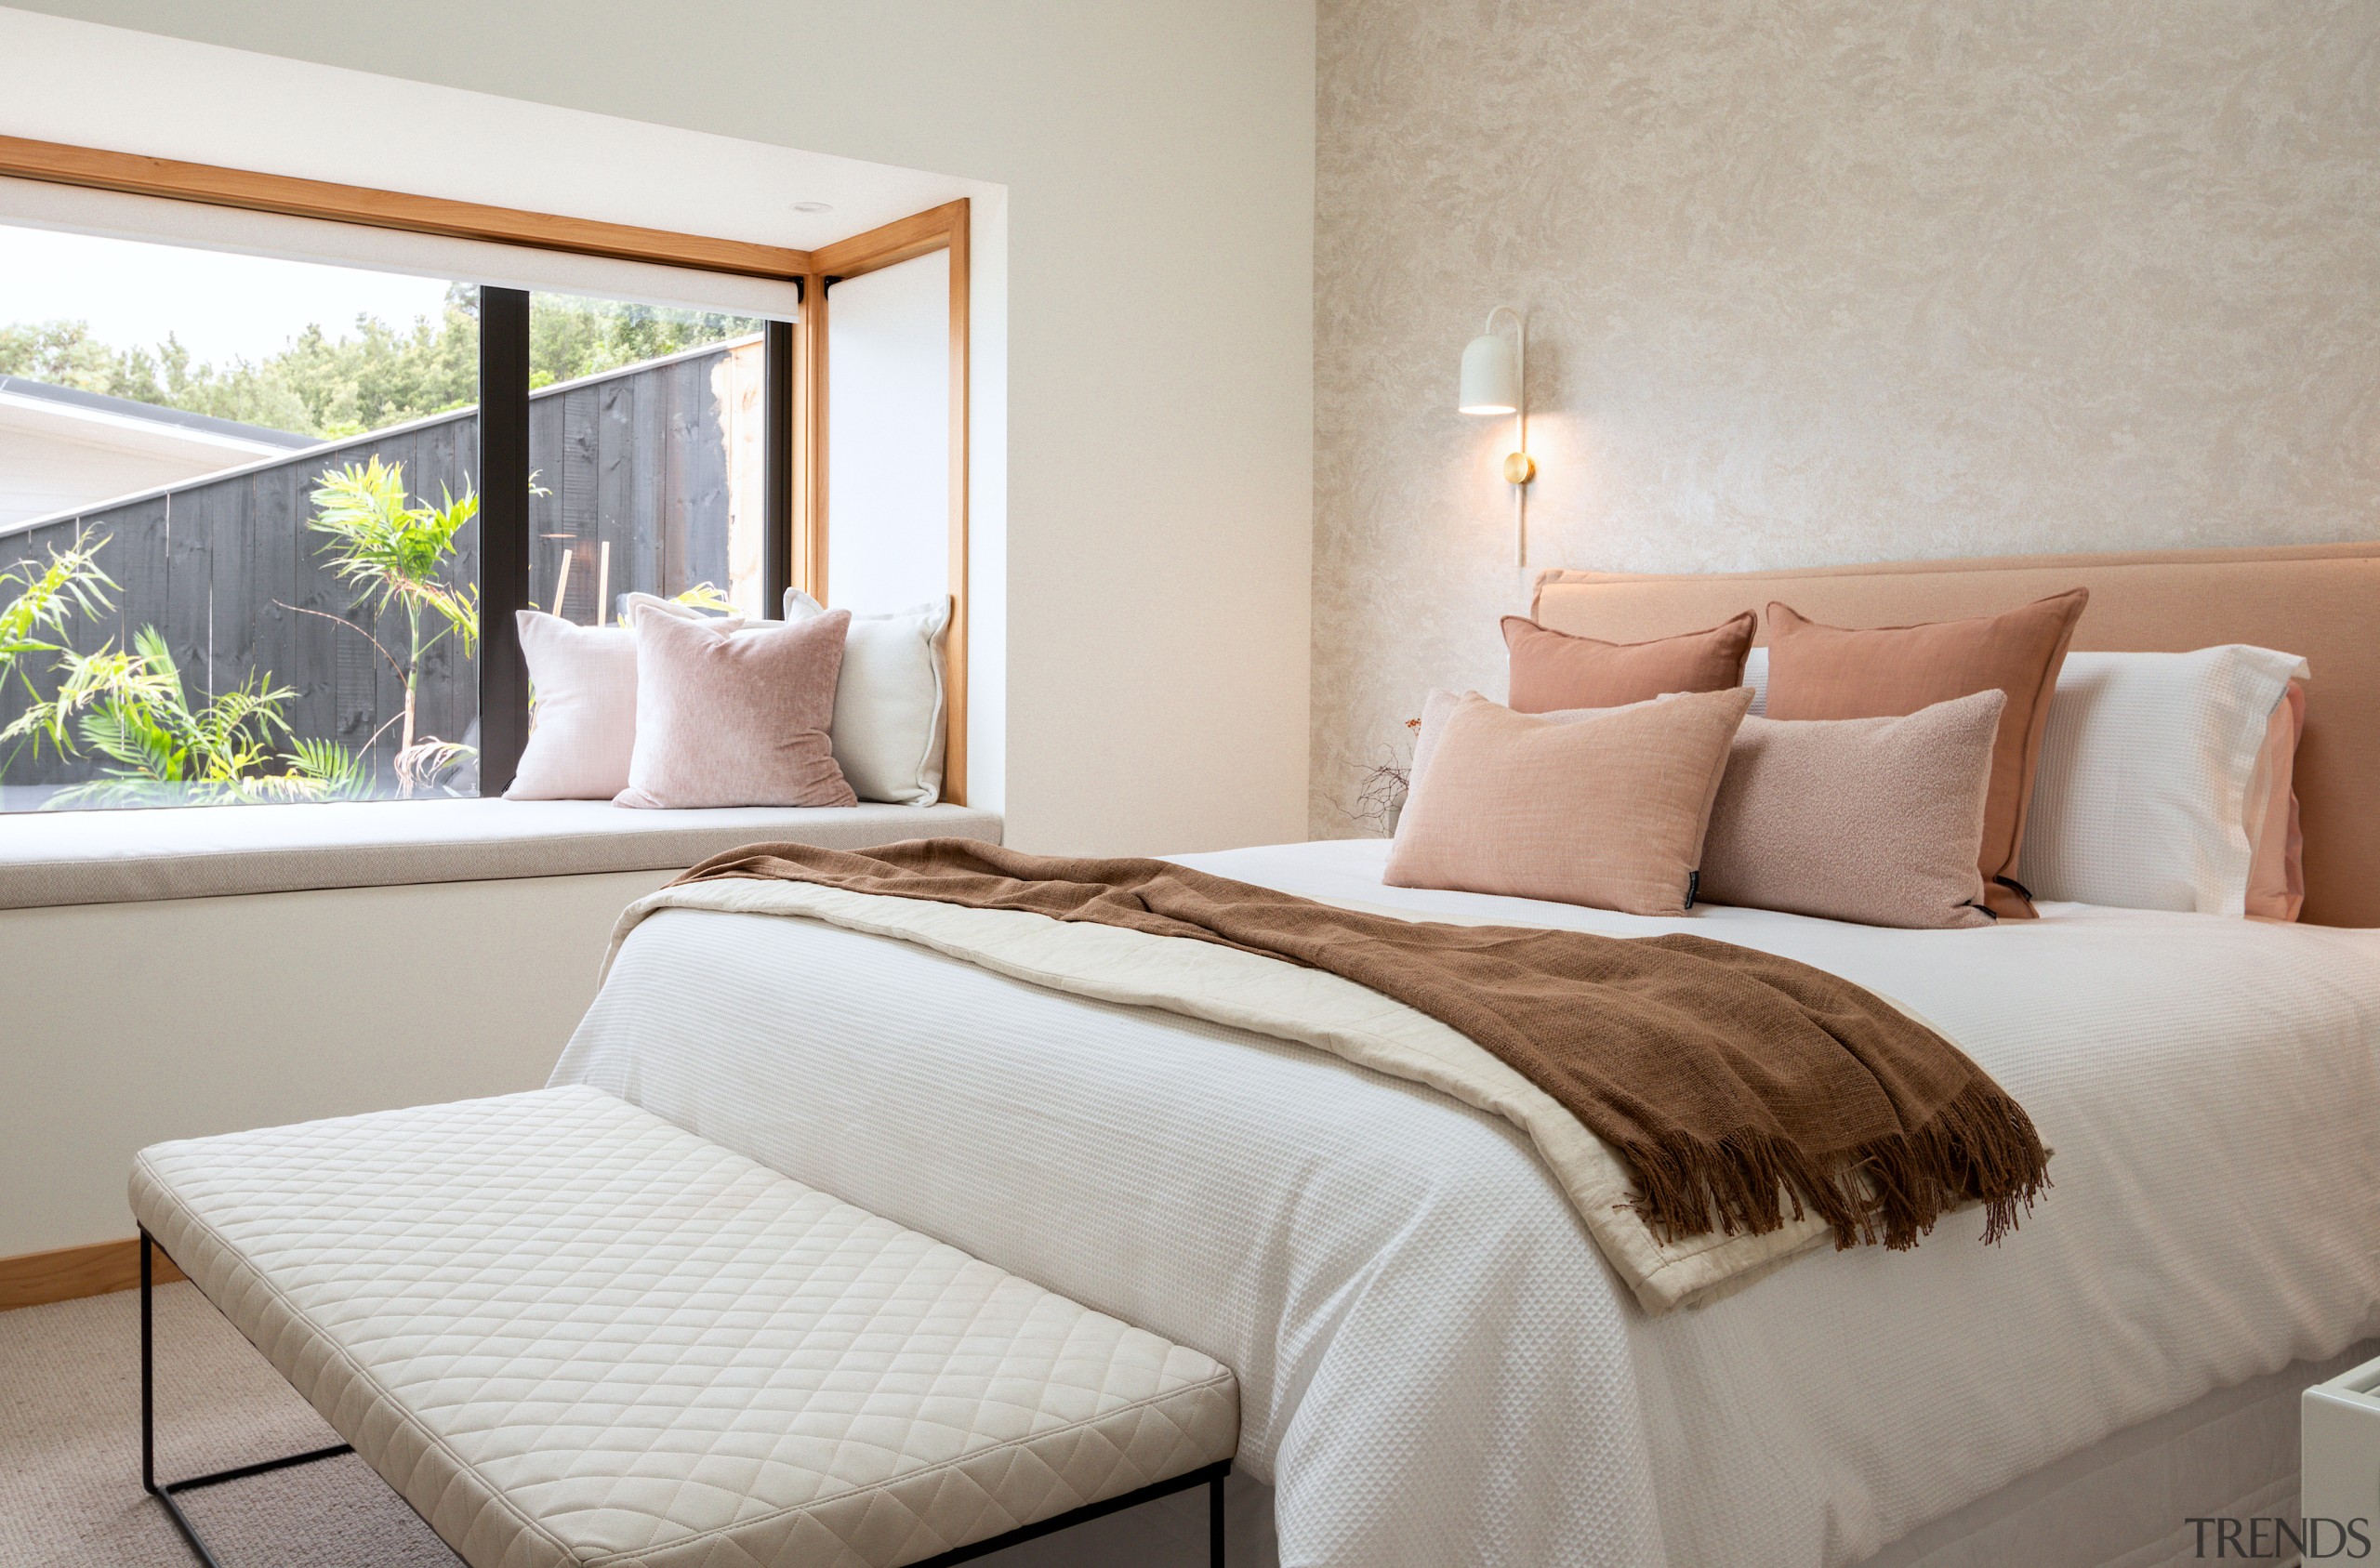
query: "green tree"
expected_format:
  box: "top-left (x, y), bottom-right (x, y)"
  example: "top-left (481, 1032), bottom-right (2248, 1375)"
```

top-left (271, 290), bottom-right (481, 435)
top-left (0, 286), bottom-right (761, 441)
top-left (0, 321), bottom-right (168, 404)
top-left (527, 292), bottom-right (760, 388)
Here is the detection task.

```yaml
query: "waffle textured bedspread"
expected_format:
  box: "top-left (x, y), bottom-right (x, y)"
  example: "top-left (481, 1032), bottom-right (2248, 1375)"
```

top-left (664, 837), bottom-right (2051, 1296)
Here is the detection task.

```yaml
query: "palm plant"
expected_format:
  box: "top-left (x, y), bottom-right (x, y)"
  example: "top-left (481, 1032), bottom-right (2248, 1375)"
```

top-left (306, 458), bottom-right (479, 791)
top-left (658, 581), bottom-right (736, 619)
top-left (7, 626), bottom-right (367, 806)
top-left (0, 529), bottom-right (114, 767)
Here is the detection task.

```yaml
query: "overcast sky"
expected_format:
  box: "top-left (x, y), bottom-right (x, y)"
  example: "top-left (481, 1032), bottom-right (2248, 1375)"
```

top-left (0, 224), bottom-right (454, 366)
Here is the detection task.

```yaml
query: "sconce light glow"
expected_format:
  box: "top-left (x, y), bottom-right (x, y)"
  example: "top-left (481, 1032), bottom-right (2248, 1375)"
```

top-left (1459, 306), bottom-right (1534, 563)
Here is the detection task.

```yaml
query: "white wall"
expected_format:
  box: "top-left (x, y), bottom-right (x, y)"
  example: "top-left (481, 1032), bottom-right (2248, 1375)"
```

top-left (826, 252), bottom-right (951, 614)
top-left (0, 2), bottom-right (1317, 852)
top-left (0, 872), bottom-right (668, 1257)
top-left (0, 3), bottom-right (1314, 1258)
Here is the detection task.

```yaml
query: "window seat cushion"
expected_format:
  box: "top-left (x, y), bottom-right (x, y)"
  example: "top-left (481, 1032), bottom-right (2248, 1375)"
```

top-left (0, 797), bottom-right (1001, 910)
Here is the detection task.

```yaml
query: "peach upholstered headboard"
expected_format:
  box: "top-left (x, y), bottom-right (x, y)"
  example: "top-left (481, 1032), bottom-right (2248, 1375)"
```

top-left (1533, 541), bottom-right (2380, 929)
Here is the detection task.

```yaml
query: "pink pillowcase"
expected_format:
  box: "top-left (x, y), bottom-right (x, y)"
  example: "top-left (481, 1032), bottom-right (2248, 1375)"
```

top-left (2245, 680), bottom-right (2306, 921)
top-left (615, 609), bottom-right (857, 810)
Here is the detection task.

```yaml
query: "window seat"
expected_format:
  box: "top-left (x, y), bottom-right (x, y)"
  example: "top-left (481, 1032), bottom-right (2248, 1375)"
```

top-left (0, 797), bottom-right (1001, 910)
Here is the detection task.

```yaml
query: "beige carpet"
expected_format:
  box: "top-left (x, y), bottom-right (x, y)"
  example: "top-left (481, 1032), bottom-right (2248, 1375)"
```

top-left (0, 1283), bottom-right (1243, 1568)
top-left (0, 1282), bottom-right (458, 1568)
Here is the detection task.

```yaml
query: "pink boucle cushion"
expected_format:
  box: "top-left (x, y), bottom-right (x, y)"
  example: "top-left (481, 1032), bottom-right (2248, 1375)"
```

top-left (615, 609), bottom-right (856, 810)
top-left (1697, 690), bottom-right (2005, 929)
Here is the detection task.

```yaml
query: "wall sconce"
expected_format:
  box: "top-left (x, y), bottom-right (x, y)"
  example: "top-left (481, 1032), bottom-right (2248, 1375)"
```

top-left (1460, 306), bottom-right (1535, 563)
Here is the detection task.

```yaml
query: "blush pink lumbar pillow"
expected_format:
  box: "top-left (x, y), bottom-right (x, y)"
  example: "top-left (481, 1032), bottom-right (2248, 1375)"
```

top-left (615, 608), bottom-right (857, 810)
top-left (1409, 686), bottom-right (1657, 796)
top-left (1386, 687), bottom-right (1752, 916)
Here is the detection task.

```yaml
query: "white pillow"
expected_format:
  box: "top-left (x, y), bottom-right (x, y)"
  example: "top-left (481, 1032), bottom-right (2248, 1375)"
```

top-left (784, 590), bottom-right (951, 805)
top-left (2015, 646), bottom-right (2307, 915)
top-left (504, 598), bottom-right (744, 801)
top-left (1742, 645), bottom-right (1770, 714)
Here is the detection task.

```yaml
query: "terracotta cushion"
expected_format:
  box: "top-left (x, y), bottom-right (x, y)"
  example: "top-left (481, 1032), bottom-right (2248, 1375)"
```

top-left (1501, 612), bottom-right (1755, 713)
top-left (1764, 589), bottom-right (2087, 918)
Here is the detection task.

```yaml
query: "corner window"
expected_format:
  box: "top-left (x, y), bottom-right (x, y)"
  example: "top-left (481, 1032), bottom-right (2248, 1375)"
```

top-left (0, 224), bottom-right (789, 810)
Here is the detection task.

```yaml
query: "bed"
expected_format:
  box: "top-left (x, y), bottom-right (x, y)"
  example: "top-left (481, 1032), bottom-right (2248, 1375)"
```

top-left (550, 544), bottom-right (2380, 1568)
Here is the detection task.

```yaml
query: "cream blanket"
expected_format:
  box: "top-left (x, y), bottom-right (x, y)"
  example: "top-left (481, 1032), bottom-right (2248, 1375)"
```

top-left (606, 876), bottom-right (1840, 1311)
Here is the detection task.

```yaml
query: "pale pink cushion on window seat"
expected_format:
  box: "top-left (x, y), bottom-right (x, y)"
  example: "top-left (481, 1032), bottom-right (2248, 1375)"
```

top-left (616, 609), bottom-right (857, 810)
top-left (506, 597), bottom-right (747, 802)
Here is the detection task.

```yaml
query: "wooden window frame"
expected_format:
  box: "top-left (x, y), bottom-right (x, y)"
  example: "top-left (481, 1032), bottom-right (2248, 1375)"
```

top-left (0, 134), bottom-right (811, 278)
top-left (800, 200), bottom-right (972, 805)
top-left (0, 138), bottom-right (972, 808)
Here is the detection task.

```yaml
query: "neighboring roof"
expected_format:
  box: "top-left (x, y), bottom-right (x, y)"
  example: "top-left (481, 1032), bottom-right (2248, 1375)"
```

top-left (0, 376), bottom-right (316, 450)
top-left (0, 334), bottom-right (765, 541)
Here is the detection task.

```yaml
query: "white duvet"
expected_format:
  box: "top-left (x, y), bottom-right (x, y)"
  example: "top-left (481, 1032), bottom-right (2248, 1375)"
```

top-left (550, 837), bottom-right (2380, 1568)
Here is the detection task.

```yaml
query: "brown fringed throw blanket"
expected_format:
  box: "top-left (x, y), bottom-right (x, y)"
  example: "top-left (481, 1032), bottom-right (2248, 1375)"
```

top-left (674, 837), bottom-right (2051, 1256)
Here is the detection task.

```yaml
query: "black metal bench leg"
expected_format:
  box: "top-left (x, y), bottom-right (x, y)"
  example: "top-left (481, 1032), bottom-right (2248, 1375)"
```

top-left (139, 1228), bottom-right (355, 1568)
top-left (140, 1230), bottom-right (156, 1498)
top-left (1210, 1470), bottom-right (1226, 1567)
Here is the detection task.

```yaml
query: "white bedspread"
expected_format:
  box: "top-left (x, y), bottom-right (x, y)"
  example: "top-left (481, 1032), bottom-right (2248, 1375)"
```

top-left (550, 837), bottom-right (2380, 1568)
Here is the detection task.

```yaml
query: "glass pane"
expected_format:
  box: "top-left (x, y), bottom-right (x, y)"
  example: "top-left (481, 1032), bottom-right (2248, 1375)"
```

top-left (525, 294), bottom-right (770, 626)
top-left (0, 223), bottom-right (479, 809)
top-left (826, 251), bottom-right (949, 613)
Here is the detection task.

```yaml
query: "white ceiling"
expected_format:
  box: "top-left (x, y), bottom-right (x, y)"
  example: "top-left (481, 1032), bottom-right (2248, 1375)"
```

top-left (0, 7), bottom-right (995, 256)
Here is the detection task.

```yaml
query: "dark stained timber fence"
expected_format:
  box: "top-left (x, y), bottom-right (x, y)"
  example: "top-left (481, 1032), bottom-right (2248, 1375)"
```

top-left (0, 337), bottom-right (756, 797)
top-left (529, 342), bottom-right (742, 626)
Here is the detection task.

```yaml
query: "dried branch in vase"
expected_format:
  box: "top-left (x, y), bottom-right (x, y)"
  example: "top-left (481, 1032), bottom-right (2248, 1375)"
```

top-left (1351, 716), bottom-right (1422, 834)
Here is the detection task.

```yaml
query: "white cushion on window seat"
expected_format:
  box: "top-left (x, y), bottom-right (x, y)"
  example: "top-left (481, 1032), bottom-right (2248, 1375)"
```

top-left (0, 797), bottom-right (999, 910)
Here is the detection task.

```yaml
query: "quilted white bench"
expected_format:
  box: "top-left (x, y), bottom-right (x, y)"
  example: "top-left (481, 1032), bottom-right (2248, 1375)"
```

top-left (127, 1086), bottom-right (1239, 1568)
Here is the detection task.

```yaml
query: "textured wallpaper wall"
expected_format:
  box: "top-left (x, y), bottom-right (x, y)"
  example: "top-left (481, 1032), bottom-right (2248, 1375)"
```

top-left (1313, 1), bottom-right (2380, 833)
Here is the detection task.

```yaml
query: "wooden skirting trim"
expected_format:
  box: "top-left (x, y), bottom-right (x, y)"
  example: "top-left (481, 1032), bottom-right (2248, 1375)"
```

top-left (0, 1237), bottom-right (183, 1313)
